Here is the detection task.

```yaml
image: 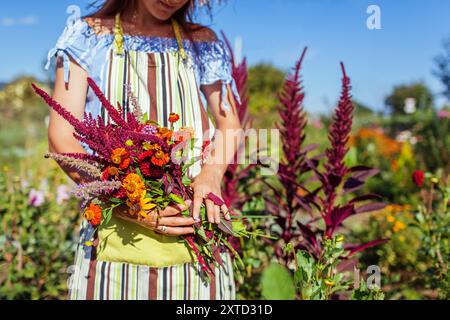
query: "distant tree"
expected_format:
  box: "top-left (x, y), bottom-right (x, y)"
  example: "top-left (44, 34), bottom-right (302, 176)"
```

top-left (248, 63), bottom-right (285, 95)
top-left (385, 83), bottom-right (434, 115)
top-left (353, 100), bottom-right (375, 118)
top-left (433, 38), bottom-right (450, 101)
top-left (0, 76), bottom-right (49, 123)
top-left (247, 63), bottom-right (285, 128)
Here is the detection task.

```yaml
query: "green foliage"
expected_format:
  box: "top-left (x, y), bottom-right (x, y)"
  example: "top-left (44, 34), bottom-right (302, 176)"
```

top-left (433, 38), bottom-right (450, 101)
top-left (385, 82), bottom-right (434, 115)
top-left (261, 263), bottom-right (296, 300)
top-left (0, 76), bottom-right (50, 168)
top-left (411, 176), bottom-right (449, 299)
top-left (412, 109), bottom-right (449, 172)
top-left (260, 236), bottom-right (385, 300)
top-left (351, 280), bottom-right (384, 300)
top-left (355, 172), bottom-right (449, 299)
top-left (247, 64), bottom-right (285, 128)
top-left (292, 237), bottom-right (350, 300)
top-left (0, 161), bottom-right (80, 299)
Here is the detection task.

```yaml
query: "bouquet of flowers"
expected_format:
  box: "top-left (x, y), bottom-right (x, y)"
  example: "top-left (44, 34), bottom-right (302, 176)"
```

top-left (31, 78), bottom-right (252, 276)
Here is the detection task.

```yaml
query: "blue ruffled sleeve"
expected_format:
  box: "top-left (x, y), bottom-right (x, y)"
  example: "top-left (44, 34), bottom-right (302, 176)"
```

top-left (199, 40), bottom-right (242, 112)
top-left (45, 18), bottom-right (96, 83)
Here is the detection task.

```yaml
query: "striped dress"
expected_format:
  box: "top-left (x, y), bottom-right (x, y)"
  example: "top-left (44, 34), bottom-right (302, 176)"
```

top-left (46, 14), bottom-right (241, 300)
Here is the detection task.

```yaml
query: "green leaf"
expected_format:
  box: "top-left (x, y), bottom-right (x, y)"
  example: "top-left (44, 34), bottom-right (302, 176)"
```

top-left (169, 193), bottom-right (185, 205)
top-left (181, 176), bottom-right (191, 186)
top-left (231, 220), bottom-right (247, 233)
top-left (261, 263), bottom-right (296, 300)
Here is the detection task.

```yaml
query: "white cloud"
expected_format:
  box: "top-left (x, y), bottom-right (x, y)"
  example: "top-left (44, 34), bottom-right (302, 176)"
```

top-left (0, 16), bottom-right (39, 27)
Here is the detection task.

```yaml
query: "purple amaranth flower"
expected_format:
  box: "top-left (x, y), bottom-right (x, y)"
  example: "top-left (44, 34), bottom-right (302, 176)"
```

top-left (56, 185), bottom-right (71, 204)
top-left (72, 180), bottom-right (122, 200)
top-left (45, 152), bottom-right (103, 179)
top-left (28, 188), bottom-right (45, 207)
top-left (32, 78), bottom-right (145, 163)
top-left (141, 124), bottom-right (158, 135)
top-left (274, 48), bottom-right (310, 248)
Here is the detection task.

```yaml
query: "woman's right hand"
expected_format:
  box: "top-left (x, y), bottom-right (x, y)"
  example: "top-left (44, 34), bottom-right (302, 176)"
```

top-left (114, 200), bottom-right (195, 236)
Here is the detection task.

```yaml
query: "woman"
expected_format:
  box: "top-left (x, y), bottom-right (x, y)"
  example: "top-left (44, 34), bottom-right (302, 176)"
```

top-left (47, 0), bottom-right (242, 300)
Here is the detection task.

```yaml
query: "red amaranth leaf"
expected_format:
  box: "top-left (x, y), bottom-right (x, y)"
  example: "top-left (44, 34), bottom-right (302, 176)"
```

top-left (346, 239), bottom-right (389, 256)
top-left (355, 202), bottom-right (386, 214)
top-left (207, 193), bottom-right (225, 206)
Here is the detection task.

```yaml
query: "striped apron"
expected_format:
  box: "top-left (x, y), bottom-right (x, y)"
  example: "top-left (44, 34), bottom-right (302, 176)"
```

top-left (67, 17), bottom-right (235, 300)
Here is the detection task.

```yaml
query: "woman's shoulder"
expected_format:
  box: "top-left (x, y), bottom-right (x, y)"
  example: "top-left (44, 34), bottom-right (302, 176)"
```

top-left (83, 16), bottom-right (115, 35)
top-left (185, 23), bottom-right (219, 42)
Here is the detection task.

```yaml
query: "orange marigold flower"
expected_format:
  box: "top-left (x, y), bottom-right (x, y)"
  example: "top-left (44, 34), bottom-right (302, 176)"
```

top-left (111, 148), bottom-right (131, 169)
top-left (158, 127), bottom-right (173, 140)
top-left (122, 173), bottom-right (145, 202)
top-left (168, 113), bottom-right (180, 123)
top-left (151, 150), bottom-right (170, 167)
top-left (84, 203), bottom-right (102, 227)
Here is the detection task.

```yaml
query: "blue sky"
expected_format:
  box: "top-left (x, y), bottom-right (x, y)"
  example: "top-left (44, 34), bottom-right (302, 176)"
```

top-left (0, 0), bottom-right (449, 114)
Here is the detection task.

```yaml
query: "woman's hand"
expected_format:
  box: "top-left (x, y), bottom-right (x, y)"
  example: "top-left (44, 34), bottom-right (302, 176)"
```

top-left (114, 201), bottom-right (195, 236)
top-left (191, 166), bottom-right (231, 224)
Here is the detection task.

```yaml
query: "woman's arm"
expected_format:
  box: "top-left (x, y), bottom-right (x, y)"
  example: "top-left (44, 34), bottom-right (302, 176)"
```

top-left (50, 58), bottom-right (93, 185)
top-left (193, 81), bottom-right (242, 224)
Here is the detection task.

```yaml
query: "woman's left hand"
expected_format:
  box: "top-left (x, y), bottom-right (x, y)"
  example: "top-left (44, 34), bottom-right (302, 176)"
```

top-left (191, 166), bottom-right (231, 224)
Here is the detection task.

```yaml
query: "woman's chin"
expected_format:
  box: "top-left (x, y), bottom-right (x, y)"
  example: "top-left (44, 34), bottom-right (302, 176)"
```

top-left (150, 10), bottom-right (174, 22)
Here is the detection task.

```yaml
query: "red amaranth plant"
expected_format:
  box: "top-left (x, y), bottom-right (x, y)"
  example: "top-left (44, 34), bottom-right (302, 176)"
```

top-left (300, 63), bottom-right (388, 257)
top-left (264, 50), bottom-right (388, 263)
top-left (263, 48), bottom-right (321, 261)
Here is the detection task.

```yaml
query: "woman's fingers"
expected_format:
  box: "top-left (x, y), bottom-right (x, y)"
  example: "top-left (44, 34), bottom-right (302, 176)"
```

top-left (214, 203), bottom-right (221, 224)
top-left (192, 193), bottom-right (203, 222)
top-left (159, 200), bottom-right (192, 217)
top-left (156, 226), bottom-right (194, 236)
top-left (221, 204), bottom-right (231, 221)
top-left (205, 199), bottom-right (216, 224)
top-left (159, 216), bottom-right (195, 227)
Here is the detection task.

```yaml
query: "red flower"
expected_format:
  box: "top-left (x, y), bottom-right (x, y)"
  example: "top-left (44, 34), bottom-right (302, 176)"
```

top-left (138, 150), bottom-right (164, 178)
top-left (412, 170), bottom-right (425, 187)
top-left (151, 151), bottom-right (170, 167)
top-left (169, 113), bottom-right (180, 123)
top-left (101, 166), bottom-right (120, 181)
top-left (138, 150), bottom-right (154, 162)
top-left (139, 162), bottom-right (164, 179)
top-left (111, 187), bottom-right (127, 199)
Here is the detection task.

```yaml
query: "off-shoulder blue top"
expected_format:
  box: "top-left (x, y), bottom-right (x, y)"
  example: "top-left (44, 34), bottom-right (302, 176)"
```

top-left (45, 18), bottom-right (241, 116)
